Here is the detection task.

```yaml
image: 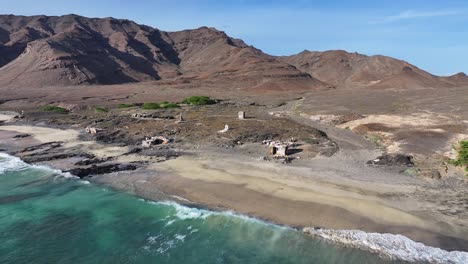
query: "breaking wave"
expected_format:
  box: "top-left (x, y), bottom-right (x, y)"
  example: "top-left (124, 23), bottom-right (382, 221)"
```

top-left (0, 152), bottom-right (77, 179)
top-left (160, 201), bottom-right (214, 220)
top-left (304, 228), bottom-right (468, 264)
top-left (0, 152), bottom-right (28, 173)
top-left (145, 199), bottom-right (277, 227)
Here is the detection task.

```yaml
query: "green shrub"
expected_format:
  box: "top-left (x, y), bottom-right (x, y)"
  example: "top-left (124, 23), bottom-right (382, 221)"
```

top-left (94, 107), bottom-right (108, 113)
top-left (181, 96), bottom-right (215, 106)
top-left (142, 103), bottom-right (160, 110)
top-left (160, 101), bottom-right (180, 108)
top-left (449, 141), bottom-right (468, 168)
top-left (40, 105), bottom-right (69, 114)
top-left (118, 103), bottom-right (135, 108)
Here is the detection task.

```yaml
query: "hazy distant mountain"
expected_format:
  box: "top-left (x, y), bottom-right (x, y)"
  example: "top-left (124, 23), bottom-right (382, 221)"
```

top-left (440, 72), bottom-right (468, 86)
top-left (279, 50), bottom-right (467, 89)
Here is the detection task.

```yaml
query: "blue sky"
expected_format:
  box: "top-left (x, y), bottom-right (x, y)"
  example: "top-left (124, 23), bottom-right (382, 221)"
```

top-left (1, 0), bottom-right (467, 75)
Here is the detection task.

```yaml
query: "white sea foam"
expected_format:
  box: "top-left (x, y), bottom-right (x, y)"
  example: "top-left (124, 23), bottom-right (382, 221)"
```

top-left (0, 152), bottom-right (29, 173)
top-left (146, 234), bottom-right (162, 244)
top-left (0, 152), bottom-right (78, 179)
top-left (165, 219), bottom-right (176, 226)
top-left (148, 200), bottom-right (287, 229)
top-left (159, 201), bottom-right (214, 220)
top-left (144, 233), bottom-right (184, 255)
top-left (303, 228), bottom-right (468, 264)
top-left (174, 234), bottom-right (186, 241)
top-left (170, 195), bottom-right (191, 202)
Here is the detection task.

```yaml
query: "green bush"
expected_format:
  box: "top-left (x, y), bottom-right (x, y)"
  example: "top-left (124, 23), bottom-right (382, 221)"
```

top-left (40, 105), bottom-right (69, 114)
top-left (94, 107), bottom-right (108, 113)
top-left (142, 103), bottom-right (160, 110)
top-left (181, 96), bottom-right (215, 106)
top-left (449, 141), bottom-right (468, 168)
top-left (160, 101), bottom-right (180, 108)
top-left (118, 103), bottom-right (135, 108)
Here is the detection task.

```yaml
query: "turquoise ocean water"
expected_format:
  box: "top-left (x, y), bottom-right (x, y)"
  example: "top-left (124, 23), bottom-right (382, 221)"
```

top-left (0, 153), bottom-right (406, 264)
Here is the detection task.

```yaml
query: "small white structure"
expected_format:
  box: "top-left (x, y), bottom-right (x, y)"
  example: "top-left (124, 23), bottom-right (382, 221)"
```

top-left (218, 124), bottom-right (229, 133)
top-left (238, 111), bottom-right (245, 120)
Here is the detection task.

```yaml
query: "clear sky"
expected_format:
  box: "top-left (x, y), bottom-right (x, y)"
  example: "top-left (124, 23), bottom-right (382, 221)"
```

top-left (1, 0), bottom-right (467, 75)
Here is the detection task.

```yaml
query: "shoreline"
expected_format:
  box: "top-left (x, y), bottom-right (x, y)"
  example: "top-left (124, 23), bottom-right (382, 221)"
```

top-left (1, 151), bottom-right (468, 264)
top-left (1, 118), bottom-right (468, 253)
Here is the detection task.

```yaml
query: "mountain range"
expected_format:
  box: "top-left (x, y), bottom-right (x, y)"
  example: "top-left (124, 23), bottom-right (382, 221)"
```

top-left (0, 14), bottom-right (467, 90)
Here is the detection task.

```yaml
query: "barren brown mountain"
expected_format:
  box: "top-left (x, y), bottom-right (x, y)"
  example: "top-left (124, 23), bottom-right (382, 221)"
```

top-left (0, 14), bottom-right (465, 91)
top-left (0, 14), bottom-right (320, 89)
top-left (441, 72), bottom-right (468, 86)
top-left (280, 50), bottom-right (460, 89)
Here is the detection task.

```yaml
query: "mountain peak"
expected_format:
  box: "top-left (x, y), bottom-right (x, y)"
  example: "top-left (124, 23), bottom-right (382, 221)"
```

top-left (279, 50), bottom-right (447, 88)
top-left (454, 72), bottom-right (467, 77)
top-left (0, 14), bottom-right (322, 90)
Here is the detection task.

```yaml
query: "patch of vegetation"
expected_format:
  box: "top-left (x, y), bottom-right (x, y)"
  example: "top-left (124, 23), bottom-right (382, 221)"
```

top-left (365, 133), bottom-right (386, 150)
top-left (391, 100), bottom-right (411, 113)
top-left (304, 138), bottom-right (320, 144)
top-left (181, 96), bottom-right (215, 106)
top-left (94, 107), bottom-right (108, 113)
top-left (141, 103), bottom-right (161, 110)
top-left (159, 101), bottom-right (180, 109)
top-left (40, 105), bottom-right (69, 114)
top-left (448, 141), bottom-right (468, 173)
top-left (118, 103), bottom-right (135, 108)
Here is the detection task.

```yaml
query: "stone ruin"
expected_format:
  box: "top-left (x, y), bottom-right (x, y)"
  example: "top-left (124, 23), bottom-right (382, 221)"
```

top-left (238, 111), bottom-right (245, 120)
top-left (270, 145), bottom-right (289, 157)
top-left (141, 136), bottom-right (172, 148)
top-left (132, 113), bottom-right (152, 119)
top-left (132, 112), bottom-right (175, 120)
top-left (262, 138), bottom-right (297, 157)
top-left (14, 111), bottom-right (25, 119)
top-left (85, 127), bottom-right (103, 135)
top-left (175, 113), bottom-right (185, 123)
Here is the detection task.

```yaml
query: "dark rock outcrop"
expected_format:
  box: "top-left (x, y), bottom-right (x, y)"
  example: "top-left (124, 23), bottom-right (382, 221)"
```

top-left (13, 133), bottom-right (31, 138)
top-left (66, 163), bottom-right (137, 178)
top-left (367, 154), bottom-right (414, 167)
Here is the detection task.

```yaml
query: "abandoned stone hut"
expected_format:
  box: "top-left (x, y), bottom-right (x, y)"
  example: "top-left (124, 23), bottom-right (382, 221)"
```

top-left (142, 136), bottom-right (171, 148)
top-left (270, 145), bottom-right (289, 157)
